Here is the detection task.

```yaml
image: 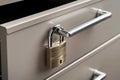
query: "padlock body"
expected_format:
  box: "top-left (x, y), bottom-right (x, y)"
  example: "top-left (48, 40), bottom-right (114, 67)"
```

top-left (46, 41), bottom-right (66, 69)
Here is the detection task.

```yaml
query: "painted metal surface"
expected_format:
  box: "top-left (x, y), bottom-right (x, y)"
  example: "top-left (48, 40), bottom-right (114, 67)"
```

top-left (0, 0), bottom-right (120, 80)
top-left (0, 0), bottom-right (22, 6)
top-left (46, 34), bottom-right (120, 80)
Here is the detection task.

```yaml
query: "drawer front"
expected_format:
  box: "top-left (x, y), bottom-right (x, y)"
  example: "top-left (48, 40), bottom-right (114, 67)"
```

top-left (46, 34), bottom-right (120, 80)
top-left (0, 0), bottom-right (120, 80)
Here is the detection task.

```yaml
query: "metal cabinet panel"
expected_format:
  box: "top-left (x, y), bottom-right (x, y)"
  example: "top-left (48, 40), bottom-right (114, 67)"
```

top-left (0, 0), bottom-right (119, 80)
top-left (46, 34), bottom-right (120, 80)
top-left (0, 0), bottom-right (22, 6)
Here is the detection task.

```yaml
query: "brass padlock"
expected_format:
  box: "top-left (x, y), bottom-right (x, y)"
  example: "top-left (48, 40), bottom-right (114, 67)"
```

top-left (46, 26), bottom-right (66, 69)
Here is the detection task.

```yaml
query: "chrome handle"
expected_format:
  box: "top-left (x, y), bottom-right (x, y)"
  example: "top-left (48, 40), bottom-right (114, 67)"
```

top-left (90, 69), bottom-right (107, 80)
top-left (53, 8), bottom-right (112, 37)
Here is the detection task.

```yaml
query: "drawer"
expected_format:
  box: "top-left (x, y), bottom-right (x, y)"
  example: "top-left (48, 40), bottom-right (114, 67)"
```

top-left (0, 0), bottom-right (119, 80)
top-left (46, 34), bottom-right (120, 80)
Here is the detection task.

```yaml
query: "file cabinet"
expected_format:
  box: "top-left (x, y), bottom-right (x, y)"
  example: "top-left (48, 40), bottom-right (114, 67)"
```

top-left (0, 0), bottom-right (120, 80)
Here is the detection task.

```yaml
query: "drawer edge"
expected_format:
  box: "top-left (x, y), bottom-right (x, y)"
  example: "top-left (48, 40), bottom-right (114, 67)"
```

top-left (0, 0), bottom-right (103, 34)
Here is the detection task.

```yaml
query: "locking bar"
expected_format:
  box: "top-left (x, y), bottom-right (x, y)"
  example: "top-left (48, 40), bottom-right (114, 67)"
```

top-left (54, 8), bottom-right (112, 37)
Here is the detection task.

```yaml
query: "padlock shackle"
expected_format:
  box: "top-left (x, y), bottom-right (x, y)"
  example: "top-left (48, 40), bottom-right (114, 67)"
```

top-left (48, 28), bottom-right (54, 47)
top-left (48, 26), bottom-right (64, 47)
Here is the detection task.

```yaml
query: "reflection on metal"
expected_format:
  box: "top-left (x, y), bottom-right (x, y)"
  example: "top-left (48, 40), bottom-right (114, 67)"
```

top-left (53, 8), bottom-right (112, 37)
top-left (90, 68), bottom-right (107, 80)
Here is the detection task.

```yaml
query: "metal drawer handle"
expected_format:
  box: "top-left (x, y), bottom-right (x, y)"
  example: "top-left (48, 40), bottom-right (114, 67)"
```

top-left (53, 8), bottom-right (112, 37)
top-left (90, 68), bottom-right (107, 80)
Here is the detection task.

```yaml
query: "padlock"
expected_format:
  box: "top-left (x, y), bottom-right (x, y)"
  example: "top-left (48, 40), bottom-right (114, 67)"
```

top-left (46, 26), bottom-right (66, 69)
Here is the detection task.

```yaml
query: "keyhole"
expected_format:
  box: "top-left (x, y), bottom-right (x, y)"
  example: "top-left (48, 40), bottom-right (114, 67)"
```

top-left (60, 60), bottom-right (63, 64)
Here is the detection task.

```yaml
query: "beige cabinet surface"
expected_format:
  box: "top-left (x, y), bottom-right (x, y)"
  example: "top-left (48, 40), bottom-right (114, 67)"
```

top-left (46, 34), bottom-right (120, 80)
top-left (0, 0), bottom-right (22, 6)
top-left (0, 0), bottom-right (120, 80)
